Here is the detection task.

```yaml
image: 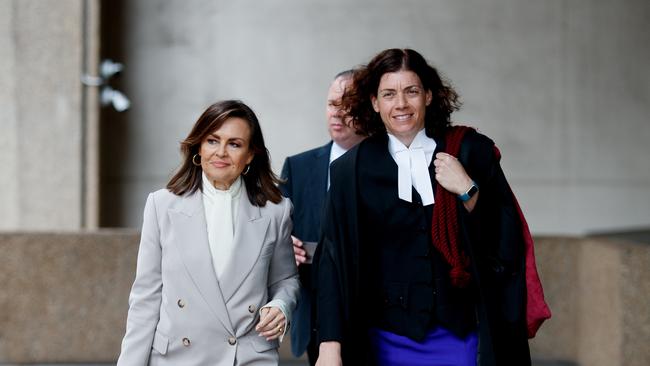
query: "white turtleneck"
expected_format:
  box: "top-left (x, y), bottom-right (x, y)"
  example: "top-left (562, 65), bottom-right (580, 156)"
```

top-left (387, 129), bottom-right (436, 206)
top-left (201, 173), bottom-right (289, 340)
top-left (201, 173), bottom-right (242, 279)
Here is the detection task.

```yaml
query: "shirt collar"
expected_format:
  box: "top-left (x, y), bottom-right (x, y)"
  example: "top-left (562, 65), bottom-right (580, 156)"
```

top-left (387, 129), bottom-right (437, 161)
top-left (329, 141), bottom-right (348, 164)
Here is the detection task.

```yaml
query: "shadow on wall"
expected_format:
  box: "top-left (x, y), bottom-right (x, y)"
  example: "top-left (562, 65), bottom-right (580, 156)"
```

top-left (99, 0), bottom-right (130, 228)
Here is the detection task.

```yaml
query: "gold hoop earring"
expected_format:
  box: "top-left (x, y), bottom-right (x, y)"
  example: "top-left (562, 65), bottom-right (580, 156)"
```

top-left (192, 154), bottom-right (201, 167)
top-left (242, 165), bottom-right (251, 175)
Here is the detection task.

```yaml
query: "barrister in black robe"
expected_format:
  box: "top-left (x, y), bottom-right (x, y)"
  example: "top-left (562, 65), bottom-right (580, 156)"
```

top-left (312, 49), bottom-right (531, 366)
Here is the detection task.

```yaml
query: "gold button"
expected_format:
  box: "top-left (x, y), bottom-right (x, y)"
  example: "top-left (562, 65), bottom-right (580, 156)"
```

top-left (182, 337), bottom-right (191, 347)
top-left (228, 337), bottom-right (236, 346)
top-left (177, 299), bottom-right (185, 308)
top-left (248, 304), bottom-right (256, 313)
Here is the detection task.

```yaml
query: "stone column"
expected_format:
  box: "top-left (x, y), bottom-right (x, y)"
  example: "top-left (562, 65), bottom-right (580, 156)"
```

top-left (0, 0), bottom-right (100, 230)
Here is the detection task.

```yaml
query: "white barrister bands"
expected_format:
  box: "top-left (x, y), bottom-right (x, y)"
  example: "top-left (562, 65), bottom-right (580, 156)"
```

top-left (387, 129), bottom-right (436, 206)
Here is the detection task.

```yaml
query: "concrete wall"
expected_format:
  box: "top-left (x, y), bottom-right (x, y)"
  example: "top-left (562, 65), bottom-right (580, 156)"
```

top-left (1, 1), bottom-right (648, 234)
top-left (1, 233), bottom-right (648, 365)
top-left (0, 0), bottom-right (100, 230)
top-left (0, 231), bottom-right (138, 362)
top-left (529, 237), bottom-right (650, 366)
top-left (101, 0), bottom-right (650, 234)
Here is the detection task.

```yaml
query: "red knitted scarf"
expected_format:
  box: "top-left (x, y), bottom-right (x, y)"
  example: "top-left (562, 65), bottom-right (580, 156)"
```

top-left (431, 126), bottom-right (474, 288)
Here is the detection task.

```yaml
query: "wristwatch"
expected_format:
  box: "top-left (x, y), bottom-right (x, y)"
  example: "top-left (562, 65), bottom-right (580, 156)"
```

top-left (458, 181), bottom-right (479, 202)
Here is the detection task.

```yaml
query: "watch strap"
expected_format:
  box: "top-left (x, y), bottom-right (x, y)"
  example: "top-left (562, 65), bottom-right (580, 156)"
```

top-left (459, 181), bottom-right (478, 202)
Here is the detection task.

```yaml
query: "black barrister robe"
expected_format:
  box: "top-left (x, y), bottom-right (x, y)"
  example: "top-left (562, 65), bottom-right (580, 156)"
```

top-left (313, 130), bottom-right (531, 366)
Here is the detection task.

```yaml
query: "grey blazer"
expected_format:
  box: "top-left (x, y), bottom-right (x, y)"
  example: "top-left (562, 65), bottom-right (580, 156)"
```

top-left (117, 186), bottom-right (299, 366)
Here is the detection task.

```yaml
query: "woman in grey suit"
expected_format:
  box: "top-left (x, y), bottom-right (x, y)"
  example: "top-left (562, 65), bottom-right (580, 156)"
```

top-left (118, 100), bottom-right (299, 365)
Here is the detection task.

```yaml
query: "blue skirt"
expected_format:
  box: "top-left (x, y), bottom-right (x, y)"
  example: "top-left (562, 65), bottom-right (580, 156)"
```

top-left (369, 326), bottom-right (478, 366)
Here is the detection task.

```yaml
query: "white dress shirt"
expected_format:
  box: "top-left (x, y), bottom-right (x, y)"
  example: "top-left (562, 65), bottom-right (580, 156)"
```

top-left (387, 129), bottom-right (436, 206)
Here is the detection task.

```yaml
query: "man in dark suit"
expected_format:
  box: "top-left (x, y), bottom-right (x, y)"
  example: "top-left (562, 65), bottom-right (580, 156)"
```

top-left (279, 71), bottom-right (365, 365)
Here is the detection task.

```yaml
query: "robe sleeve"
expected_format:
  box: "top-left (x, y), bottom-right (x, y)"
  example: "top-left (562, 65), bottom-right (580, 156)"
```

top-left (313, 149), bottom-right (360, 345)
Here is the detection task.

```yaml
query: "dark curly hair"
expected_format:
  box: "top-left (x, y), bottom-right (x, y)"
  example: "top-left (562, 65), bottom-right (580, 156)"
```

top-left (342, 48), bottom-right (461, 139)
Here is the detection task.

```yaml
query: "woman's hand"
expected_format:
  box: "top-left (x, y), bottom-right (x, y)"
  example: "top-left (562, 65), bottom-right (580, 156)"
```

top-left (255, 306), bottom-right (286, 341)
top-left (433, 152), bottom-right (478, 211)
top-left (316, 341), bottom-right (342, 366)
top-left (433, 152), bottom-right (471, 194)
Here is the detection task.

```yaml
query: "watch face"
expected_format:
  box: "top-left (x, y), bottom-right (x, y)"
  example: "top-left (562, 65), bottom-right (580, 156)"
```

top-left (467, 185), bottom-right (478, 198)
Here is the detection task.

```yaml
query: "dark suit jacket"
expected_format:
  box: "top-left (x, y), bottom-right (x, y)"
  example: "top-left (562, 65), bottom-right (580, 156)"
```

top-left (279, 142), bottom-right (331, 357)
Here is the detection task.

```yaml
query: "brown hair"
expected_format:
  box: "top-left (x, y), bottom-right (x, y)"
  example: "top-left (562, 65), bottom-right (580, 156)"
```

top-left (342, 48), bottom-right (461, 139)
top-left (166, 100), bottom-right (282, 206)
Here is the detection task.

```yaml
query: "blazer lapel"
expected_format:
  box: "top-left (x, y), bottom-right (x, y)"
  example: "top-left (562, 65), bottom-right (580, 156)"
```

top-left (168, 191), bottom-right (234, 333)
top-left (219, 186), bottom-right (270, 303)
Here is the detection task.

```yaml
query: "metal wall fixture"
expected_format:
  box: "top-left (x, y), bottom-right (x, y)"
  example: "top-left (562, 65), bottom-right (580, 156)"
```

top-left (81, 59), bottom-right (131, 112)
